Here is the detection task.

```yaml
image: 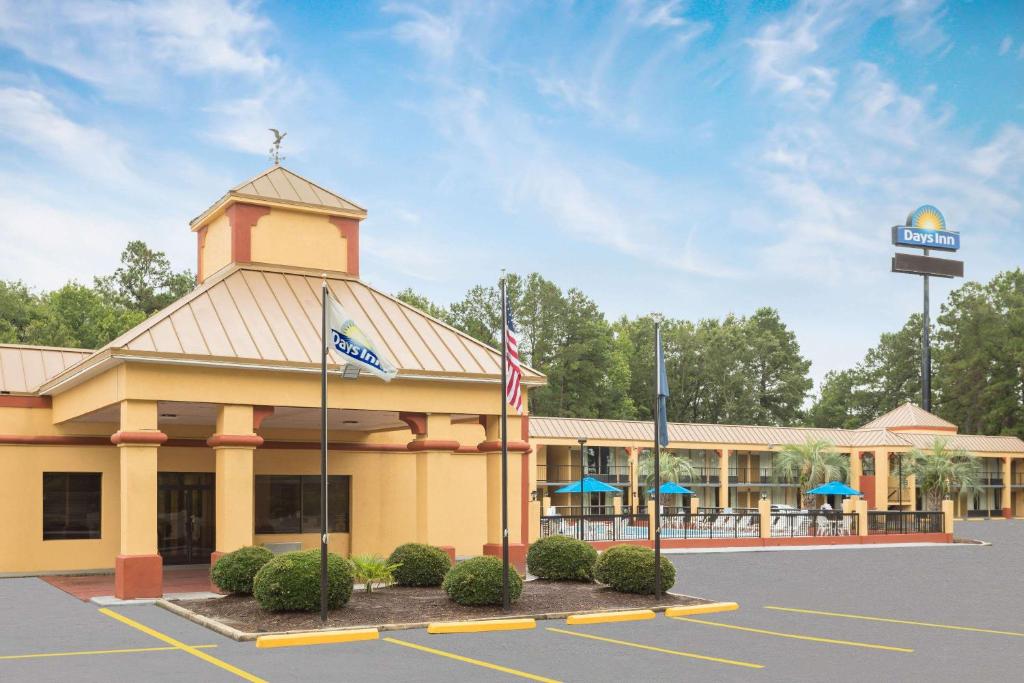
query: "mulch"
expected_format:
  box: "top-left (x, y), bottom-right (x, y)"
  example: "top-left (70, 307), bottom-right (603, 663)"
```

top-left (172, 580), bottom-right (706, 633)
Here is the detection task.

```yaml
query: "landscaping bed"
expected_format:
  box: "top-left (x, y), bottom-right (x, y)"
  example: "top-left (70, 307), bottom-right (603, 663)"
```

top-left (171, 580), bottom-right (706, 634)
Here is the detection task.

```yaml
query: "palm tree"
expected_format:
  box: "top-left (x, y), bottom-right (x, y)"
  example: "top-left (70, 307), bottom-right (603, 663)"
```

top-left (909, 438), bottom-right (982, 512)
top-left (639, 451), bottom-right (698, 489)
top-left (774, 438), bottom-right (848, 509)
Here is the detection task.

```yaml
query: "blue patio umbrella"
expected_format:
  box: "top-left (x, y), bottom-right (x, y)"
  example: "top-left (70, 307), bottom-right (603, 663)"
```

top-left (652, 481), bottom-right (694, 495)
top-left (806, 481), bottom-right (861, 496)
top-left (555, 477), bottom-right (623, 494)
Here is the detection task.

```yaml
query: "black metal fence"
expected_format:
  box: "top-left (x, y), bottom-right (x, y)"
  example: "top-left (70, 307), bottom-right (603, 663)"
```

top-left (867, 511), bottom-right (944, 535)
top-left (770, 511), bottom-right (858, 537)
top-left (540, 513), bottom-right (650, 541)
top-left (661, 512), bottom-right (760, 539)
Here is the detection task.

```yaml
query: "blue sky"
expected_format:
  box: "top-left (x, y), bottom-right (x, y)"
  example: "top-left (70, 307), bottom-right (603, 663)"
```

top-left (0, 0), bottom-right (1022, 389)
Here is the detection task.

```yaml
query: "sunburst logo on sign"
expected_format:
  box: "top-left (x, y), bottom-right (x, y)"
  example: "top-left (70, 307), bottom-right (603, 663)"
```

top-left (893, 204), bottom-right (959, 252)
top-left (907, 205), bottom-right (946, 231)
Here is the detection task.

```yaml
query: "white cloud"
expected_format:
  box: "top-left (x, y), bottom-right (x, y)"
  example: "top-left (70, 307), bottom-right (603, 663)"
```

top-left (0, 0), bottom-right (275, 101)
top-left (382, 2), bottom-right (463, 62)
top-left (999, 36), bottom-right (1013, 56)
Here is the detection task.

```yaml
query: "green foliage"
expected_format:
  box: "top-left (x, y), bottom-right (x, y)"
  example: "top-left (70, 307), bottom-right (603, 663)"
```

top-left (387, 543), bottom-right (451, 587)
top-left (774, 439), bottom-right (849, 508)
top-left (594, 545), bottom-right (676, 595)
top-left (252, 549), bottom-right (354, 612)
top-left (526, 535), bottom-right (597, 581)
top-left (350, 554), bottom-right (402, 593)
top-left (210, 546), bottom-right (274, 595)
top-left (442, 556), bottom-right (523, 606)
top-left (0, 240), bottom-right (192, 350)
top-left (395, 288), bottom-right (452, 322)
top-left (910, 438), bottom-right (983, 511)
top-left (639, 451), bottom-right (698, 488)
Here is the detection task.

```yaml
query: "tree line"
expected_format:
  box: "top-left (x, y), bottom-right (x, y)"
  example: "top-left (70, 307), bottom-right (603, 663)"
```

top-left (3, 245), bottom-right (1020, 440)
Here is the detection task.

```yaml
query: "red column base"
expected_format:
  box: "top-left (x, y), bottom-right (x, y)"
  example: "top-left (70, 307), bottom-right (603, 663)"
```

top-left (482, 543), bottom-right (527, 572)
top-left (435, 545), bottom-right (456, 567)
top-left (209, 551), bottom-right (227, 594)
top-left (1003, 507), bottom-right (1012, 519)
top-left (115, 554), bottom-right (163, 599)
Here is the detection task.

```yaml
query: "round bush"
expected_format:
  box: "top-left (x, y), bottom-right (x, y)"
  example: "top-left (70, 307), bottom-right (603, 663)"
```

top-left (527, 535), bottom-right (597, 581)
top-left (387, 543), bottom-right (451, 587)
top-left (442, 556), bottom-right (523, 606)
top-left (252, 549), bottom-right (354, 612)
top-left (594, 545), bottom-right (676, 595)
top-left (211, 545), bottom-right (274, 595)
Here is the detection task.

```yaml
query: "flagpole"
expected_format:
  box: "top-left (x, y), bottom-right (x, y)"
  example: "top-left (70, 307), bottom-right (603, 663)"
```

top-left (320, 280), bottom-right (329, 623)
top-left (500, 274), bottom-right (510, 611)
top-left (653, 320), bottom-right (662, 600)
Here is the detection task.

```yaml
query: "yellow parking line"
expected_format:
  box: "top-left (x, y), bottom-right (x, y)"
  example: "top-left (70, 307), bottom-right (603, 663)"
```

top-left (545, 627), bottom-right (763, 669)
top-left (765, 606), bottom-right (1024, 637)
top-left (0, 644), bottom-right (217, 660)
top-left (98, 608), bottom-right (266, 683)
top-left (671, 617), bottom-right (913, 652)
top-left (383, 637), bottom-right (560, 682)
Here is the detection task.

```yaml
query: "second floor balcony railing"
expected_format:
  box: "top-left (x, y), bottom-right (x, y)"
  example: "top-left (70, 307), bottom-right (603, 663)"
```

top-left (537, 464), bottom-right (631, 484)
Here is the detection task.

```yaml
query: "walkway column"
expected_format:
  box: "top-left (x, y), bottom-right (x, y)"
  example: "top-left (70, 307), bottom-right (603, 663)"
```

top-left (874, 450), bottom-right (890, 511)
top-left (628, 447), bottom-right (639, 511)
top-left (849, 450), bottom-right (862, 493)
top-left (479, 415), bottom-right (529, 570)
top-left (719, 449), bottom-right (730, 508)
top-left (112, 400), bottom-right (165, 599)
top-left (1002, 457), bottom-right (1012, 519)
top-left (410, 413), bottom-right (459, 548)
top-left (209, 405), bottom-right (261, 574)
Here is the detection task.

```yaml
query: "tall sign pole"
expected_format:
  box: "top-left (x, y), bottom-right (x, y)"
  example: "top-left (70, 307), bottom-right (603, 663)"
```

top-left (500, 275), bottom-right (510, 611)
top-left (319, 280), bottom-right (329, 623)
top-left (891, 205), bottom-right (963, 413)
top-left (653, 320), bottom-right (662, 600)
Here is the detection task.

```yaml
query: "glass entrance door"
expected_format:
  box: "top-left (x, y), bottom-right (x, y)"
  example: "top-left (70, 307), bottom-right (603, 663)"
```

top-left (158, 473), bottom-right (215, 564)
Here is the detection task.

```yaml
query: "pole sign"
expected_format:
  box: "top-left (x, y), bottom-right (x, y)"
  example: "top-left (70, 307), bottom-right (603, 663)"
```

top-left (891, 204), bottom-right (960, 252)
top-left (892, 252), bottom-right (964, 278)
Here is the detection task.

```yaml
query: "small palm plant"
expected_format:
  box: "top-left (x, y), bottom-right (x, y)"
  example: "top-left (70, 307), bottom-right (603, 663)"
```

top-left (773, 438), bottom-right (848, 509)
top-left (350, 554), bottom-right (402, 594)
top-left (909, 438), bottom-right (982, 512)
top-left (639, 451), bottom-right (699, 489)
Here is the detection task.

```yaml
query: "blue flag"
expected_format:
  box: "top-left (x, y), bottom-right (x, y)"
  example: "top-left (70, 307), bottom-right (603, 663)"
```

top-left (656, 325), bottom-right (669, 448)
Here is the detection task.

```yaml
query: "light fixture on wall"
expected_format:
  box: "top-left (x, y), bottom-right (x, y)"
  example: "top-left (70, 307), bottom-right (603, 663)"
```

top-left (530, 490), bottom-right (538, 502)
top-left (760, 491), bottom-right (769, 501)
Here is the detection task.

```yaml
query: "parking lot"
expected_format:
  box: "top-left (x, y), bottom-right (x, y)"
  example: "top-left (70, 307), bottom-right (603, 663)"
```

top-left (3, 521), bottom-right (1023, 682)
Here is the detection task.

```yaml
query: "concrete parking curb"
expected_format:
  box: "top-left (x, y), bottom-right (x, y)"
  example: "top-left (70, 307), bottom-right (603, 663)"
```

top-left (256, 628), bottom-right (379, 648)
top-left (566, 609), bottom-right (655, 625)
top-left (664, 602), bottom-right (739, 617)
top-left (157, 591), bottom-right (709, 642)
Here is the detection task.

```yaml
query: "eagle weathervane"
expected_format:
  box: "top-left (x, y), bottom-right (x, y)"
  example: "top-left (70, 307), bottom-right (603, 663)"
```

top-left (269, 128), bottom-right (286, 165)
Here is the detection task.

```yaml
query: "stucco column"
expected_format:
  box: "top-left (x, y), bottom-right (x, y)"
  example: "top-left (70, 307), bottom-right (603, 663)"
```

top-left (478, 414), bottom-right (529, 570)
top-left (758, 497), bottom-right (772, 539)
top-left (942, 498), bottom-right (955, 534)
top-left (628, 447), bottom-right (639, 511)
top-left (209, 405), bottom-right (261, 577)
top-left (410, 413), bottom-right (461, 550)
top-left (849, 451), bottom-right (862, 493)
top-left (874, 450), bottom-right (890, 511)
top-left (719, 449), bottom-right (730, 508)
top-left (112, 400), bottom-right (165, 599)
top-left (1002, 457), bottom-right (1012, 518)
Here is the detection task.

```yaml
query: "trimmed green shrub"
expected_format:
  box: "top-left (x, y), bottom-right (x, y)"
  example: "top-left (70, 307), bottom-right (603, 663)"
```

top-left (594, 545), bottom-right (676, 595)
top-left (252, 549), bottom-right (354, 612)
top-left (442, 556), bottom-right (523, 606)
top-left (388, 543), bottom-right (451, 587)
top-left (210, 546), bottom-right (274, 595)
top-left (526, 535), bottom-right (597, 581)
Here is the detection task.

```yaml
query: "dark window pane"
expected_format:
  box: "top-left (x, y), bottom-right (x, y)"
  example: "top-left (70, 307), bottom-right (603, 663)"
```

top-left (254, 476), bottom-right (301, 533)
top-left (43, 473), bottom-right (101, 540)
top-left (300, 477), bottom-right (321, 533)
top-left (327, 476), bottom-right (350, 533)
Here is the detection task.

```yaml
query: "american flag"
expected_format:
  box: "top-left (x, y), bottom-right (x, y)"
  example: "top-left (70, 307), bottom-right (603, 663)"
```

top-left (505, 308), bottom-right (523, 414)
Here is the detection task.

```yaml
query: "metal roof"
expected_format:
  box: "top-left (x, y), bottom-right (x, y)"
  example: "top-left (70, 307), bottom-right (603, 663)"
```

top-left (191, 165), bottom-right (367, 227)
top-left (0, 344), bottom-right (92, 393)
top-left (44, 264), bottom-right (543, 387)
top-left (897, 432), bottom-right (1024, 454)
top-left (859, 402), bottom-right (957, 431)
top-left (529, 416), bottom-right (908, 448)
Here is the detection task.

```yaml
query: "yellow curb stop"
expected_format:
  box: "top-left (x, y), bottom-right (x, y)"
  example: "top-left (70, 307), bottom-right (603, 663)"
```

top-left (427, 618), bottom-right (536, 634)
top-left (664, 602), bottom-right (739, 617)
top-left (566, 610), bottom-right (655, 625)
top-left (256, 628), bottom-right (379, 648)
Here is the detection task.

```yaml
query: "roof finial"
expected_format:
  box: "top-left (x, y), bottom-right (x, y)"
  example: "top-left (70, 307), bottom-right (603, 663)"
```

top-left (269, 128), bottom-right (286, 165)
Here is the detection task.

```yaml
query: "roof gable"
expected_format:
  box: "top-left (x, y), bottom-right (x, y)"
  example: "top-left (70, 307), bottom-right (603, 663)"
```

top-left (0, 344), bottom-right (92, 393)
top-left (859, 402), bottom-right (957, 432)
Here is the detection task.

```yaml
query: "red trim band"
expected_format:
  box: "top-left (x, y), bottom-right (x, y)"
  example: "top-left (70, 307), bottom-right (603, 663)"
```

top-left (478, 440), bottom-right (530, 453)
top-left (398, 412), bottom-right (427, 436)
top-left (0, 434), bottom-right (110, 446)
top-left (111, 431), bottom-right (168, 446)
top-left (329, 216), bottom-right (360, 277)
top-left (226, 203), bottom-right (270, 264)
top-left (206, 434), bottom-right (264, 448)
top-left (0, 395), bottom-right (52, 408)
top-left (407, 439), bottom-right (460, 451)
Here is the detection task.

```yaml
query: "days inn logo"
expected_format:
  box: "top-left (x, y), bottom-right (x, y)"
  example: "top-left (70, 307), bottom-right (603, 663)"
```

top-left (892, 205), bottom-right (960, 252)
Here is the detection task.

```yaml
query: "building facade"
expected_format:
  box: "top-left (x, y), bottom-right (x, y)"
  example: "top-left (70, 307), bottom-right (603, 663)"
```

top-left (0, 166), bottom-right (545, 598)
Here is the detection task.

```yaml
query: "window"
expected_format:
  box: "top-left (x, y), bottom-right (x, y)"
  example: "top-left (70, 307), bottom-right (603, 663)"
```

top-left (43, 473), bottom-right (102, 540)
top-left (255, 475), bottom-right (350, 534)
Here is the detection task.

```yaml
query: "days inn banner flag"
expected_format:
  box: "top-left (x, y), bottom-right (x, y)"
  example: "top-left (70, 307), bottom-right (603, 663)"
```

top-left (325, 293), bottom-right (397, 381)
